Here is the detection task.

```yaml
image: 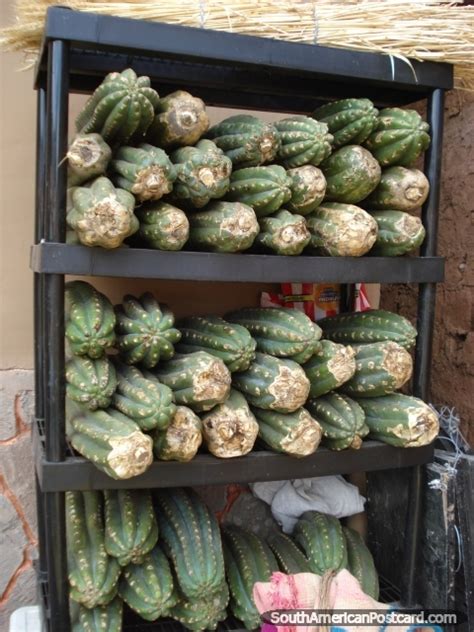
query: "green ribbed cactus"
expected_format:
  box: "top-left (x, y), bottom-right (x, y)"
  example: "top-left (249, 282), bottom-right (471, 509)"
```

top-left (67, 133), bottom-right (112, 187)
top-left (154, 488), bottom-right (226, 600)
top-left (153, 406), bottom-right (202, 462)
top-left (65, 281), bottom-right (116, 359)
top-left (363, 166), bottom-right (430, 211)
top-left (318, 309), bottom-right (417, 350)
top-left (71, 597), bottom-right (123, 632)
top-left (146, 90), bottom-right (210, 148)
top-left (171, 139), bottom-right (232, 208)
top-left (226, 165), bottom-right (292, 217)
top-left (322, 145), bottom-right (381, 204)
top-left (232, 352), bottom-right (310, 413)
top-left (67, 176), bottom-right (138, 249)
top-left (341, 341), bottom-right (413, 397)
top-left (251, 406), bottom-right (322, 457)
top-left (303, 339), bottom-right (356, 398)
top-left (66, 400), bottom-right (153, 480)
top-left (154, 351), bottom-right (231, 412)
top-left (226, 307), bottom-right (322, 364)
top-left (66, 491), bottom-right (121, 609)
top-left (110, 143), bottom-right (176, 202)
top-left (136, 201), bottom-right (189, 251)
top-left (306, 203), bottom-right (378, 257)
top-left (112, 362), bottom-right (176, 431)
top-left (65, 356), bottom-right (117, 410)
top-left (75, 68), bottom-right (160, 145)
top-left (176, 315), bottom-right (257, 372)
top-left (187, 201), bottom-right (259, 253)
top-left (104, 489), bottom-right (158, 566)
top-left (222, 526), bottom-right (278, 630)
top-left (306, 392), bottom-right (369, 451)
top-left (287, 165), bottom-right (327, 215)
top-left (119, 546), bottom-right (177, 621)
top-left (207, 114), bottom-right (280, 167)
top-left (368, 210), bottom-right (426, 256)
top-left (364, 108), bottom-right (430, 167)
top-left (293, 511), bottom-right (348, 574)
top-left (313, 98), bottom-right (379, 149)
top-left (343, 527), bottom-right (379, 600)
top-left (114, 293), bottom-right (181, 368)
top-left (275, 115), bottom-right (333, 168)
top-left (201, 389), bottom-right (259, 458)
top-left (256, 209), bottom-right (310, 256)
top-left (266, 532), bottom-right (312, 574)
top-left (170, 585), bottom-right (229, 631)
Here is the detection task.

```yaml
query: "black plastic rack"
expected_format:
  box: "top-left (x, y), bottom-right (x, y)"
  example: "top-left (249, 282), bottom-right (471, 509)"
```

top-left (33, 7), bottom-right (450, 630)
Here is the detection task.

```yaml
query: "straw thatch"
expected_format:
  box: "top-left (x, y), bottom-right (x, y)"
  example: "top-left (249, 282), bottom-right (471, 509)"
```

top-left (2, 0), bottom-right (474, 90)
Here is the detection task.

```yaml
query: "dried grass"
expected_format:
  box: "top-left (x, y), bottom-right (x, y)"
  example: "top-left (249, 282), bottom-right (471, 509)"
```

top-left (2, 0), bottom-right (474, 89)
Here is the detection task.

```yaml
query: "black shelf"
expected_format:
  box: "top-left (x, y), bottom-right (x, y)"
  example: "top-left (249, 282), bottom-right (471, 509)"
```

top-left (35, 7), bottom-right (452, 108)
top-left (34, 418), bottom-right (434, 492)
top-left (31, 243), bottom-right (445, 284)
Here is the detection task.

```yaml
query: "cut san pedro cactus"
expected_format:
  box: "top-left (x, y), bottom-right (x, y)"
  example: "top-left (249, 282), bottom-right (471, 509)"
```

top-left (293, 511), bottom-right (348, 574)
top-left (232, 352), bottom-right (310, 413)
top-left (187, 201), bottom-right (259, 253)
top-left (65, 356), bottom-right (117, 411)
top-left (222, 525), bottom-right (278, 630)
top-left (343, 527), bottom-right (380, 600)
top-left (318, 309), bottom-right (417, 350)
top-left (114, 293), bottom-right (181, 368)
top-left (363, 166), bottom-right (430, 211)
top-left (170, 585), bottom-right (229, 631)
top-left (145, 90), bottom-right (210, 148)
top-left (119, 546), bottom-right (178, 621)
top-left (67, 133), bottom-right (112, 187)
top-left (104, 489), bottom-right (158, 566)
top-left (266, 532), bottom-right (312, 574)
top-left (112, 362), bottom-right (176, 431)
top-left (176, 315), bottom-right (257, 372)
top-left (226, 307), bottom-right (322, 365)
top-left (364, 108), bottom-right (431, 167)
top-left (306, 392), bottom-right (369, 451)
top-left (67, 176), bottom-right (138, 249)
top-left (306, 203), bottom-right (378, 257)
top-left (368, 210), bottom-right (426, 256)
top-left (201, 389), bottom-right (259, 458)
top-left (313, 98), bottom-right (379, 149)
top-left (153, 406), bottom-right (202, 462)
top-left (303, 339), bottom-right (356, 398)
top-left (287, 165), bottom-right (327, 215)
top-left (341, 341), bottom-right (413, 398)
top-left (154, 487), bottom-right (226, 600)
top-left (66, 491), bottom-right (121, 608)
top-left (275, 115), bottom-right (333, 168)
top-left (322, 145), bottom-right (381, 204)
top-left (66, 400), bottom-right (153, 480)
top-left (252, 406), bottom-right (322, 457)
top-left (257, 210), bottom-right (311, 256)
top-left (75, 68), bottom-right (160, 146)
top-left (71, 597), bottom-right (123, 632)
top-left (226, 165), bottom-right (292, 218)
top-left (171, 139), bottom-right (232, 208)
top-left (109, 143), bottom-right (176, 202)
top-left (154, 351), bottom-right (232, 412)
top-left (65, 281), bottom-right (116, 359)
top-left (355, 393), bottom-right (439, 447)
top-left (207, 114), bottom-right (280, 168)
top-left (136, 201), bottom-right (189, 251)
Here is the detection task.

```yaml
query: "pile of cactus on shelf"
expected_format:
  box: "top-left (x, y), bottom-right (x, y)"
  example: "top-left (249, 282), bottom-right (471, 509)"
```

top-left (64, 280), bottom-right (440, 481)
top-left (66, 69), bottom-right (430, 258)
top-left (68, 486), bottom-right (380, 632)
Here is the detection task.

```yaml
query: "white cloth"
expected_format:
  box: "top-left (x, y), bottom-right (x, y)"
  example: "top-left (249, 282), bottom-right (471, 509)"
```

top-left (251, 476), bottom-right (365, 533)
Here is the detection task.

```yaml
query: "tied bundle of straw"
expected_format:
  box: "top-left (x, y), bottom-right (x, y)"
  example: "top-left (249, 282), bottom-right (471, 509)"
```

top-left (1, 0), bottom-right (474, 90)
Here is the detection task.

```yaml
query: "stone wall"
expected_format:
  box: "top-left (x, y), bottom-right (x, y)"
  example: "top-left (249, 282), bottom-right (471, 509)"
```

top-left (381, 91), bottom-right (474, 445)
top-left (0, 370), bottom-right (37, 630)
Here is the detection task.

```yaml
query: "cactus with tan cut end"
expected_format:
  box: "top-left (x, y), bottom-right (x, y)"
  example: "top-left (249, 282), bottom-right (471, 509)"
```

top-left (303, 339), bottom-right (356, 398)
top-left (67, 133), bottom-right (112, 186)
top-left (368, 210), bottom-right (426, 256)
top-left (257, 209), bottom-right (310, 255)
top-left (153, 406), bottom-right (202, 462)
top-left (252, 406), bottom-right (322, 457)
top-left (67, 176), bottom-right (138, 249)
top-left (136, 201), bottom-right (189, 251)
top-left (287, 165), bottom-right (327, 215)
top-left (363, 166), bottom-right (430, 211)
